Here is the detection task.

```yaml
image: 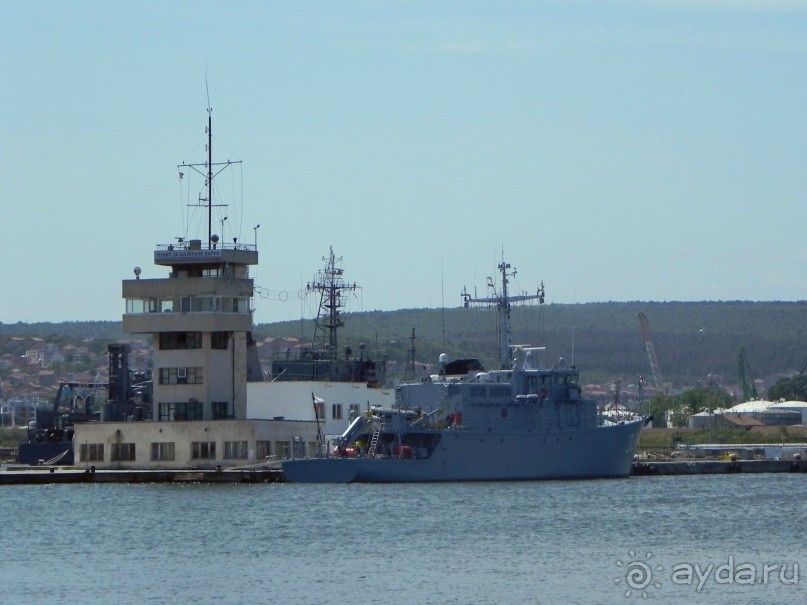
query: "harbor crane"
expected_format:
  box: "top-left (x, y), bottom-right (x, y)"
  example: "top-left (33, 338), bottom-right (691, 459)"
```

top-left (637, 311), bottom-right (663, 390)
top-left (738, 346), bottom-right (760, 402)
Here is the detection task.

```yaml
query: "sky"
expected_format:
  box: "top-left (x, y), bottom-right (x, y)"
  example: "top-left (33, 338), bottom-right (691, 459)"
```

top-left (2, 0), bottom-right (806, 325)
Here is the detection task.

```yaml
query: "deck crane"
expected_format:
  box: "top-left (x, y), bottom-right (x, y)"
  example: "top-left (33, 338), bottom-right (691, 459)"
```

top-left (637, 311), bottom-right (663, 390)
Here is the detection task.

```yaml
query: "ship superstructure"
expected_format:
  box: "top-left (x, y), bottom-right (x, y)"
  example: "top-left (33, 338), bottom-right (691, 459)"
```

top-left (248, 249), bottom-right (392, 437)
top-left (282, 257), bottom-right (647, 483)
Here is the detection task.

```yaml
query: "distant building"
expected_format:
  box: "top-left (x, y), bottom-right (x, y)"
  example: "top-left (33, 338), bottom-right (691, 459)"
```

top-left (688, 399), bottom-right (803, 429)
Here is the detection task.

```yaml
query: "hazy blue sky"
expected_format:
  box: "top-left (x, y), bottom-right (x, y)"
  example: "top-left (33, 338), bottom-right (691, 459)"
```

top-left (2, 1), bottom-right (806, 325)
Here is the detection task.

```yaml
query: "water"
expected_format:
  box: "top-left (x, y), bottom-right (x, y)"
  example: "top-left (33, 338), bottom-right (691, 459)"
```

top-left (0, 474), bottom-right (804, 604)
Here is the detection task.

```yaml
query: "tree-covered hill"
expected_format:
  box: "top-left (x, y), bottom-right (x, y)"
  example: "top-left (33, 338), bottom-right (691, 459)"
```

top-left (253, 301), bottom-right (807, 385)
top-left (2, 301), bottom-right (805, 387)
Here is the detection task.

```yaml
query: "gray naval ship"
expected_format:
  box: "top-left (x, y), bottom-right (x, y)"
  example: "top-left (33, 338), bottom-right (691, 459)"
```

top-left (282, 259), bottom-right (647, 483)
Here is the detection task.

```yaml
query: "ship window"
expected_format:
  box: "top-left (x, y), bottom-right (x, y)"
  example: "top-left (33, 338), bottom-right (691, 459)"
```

top-left (224, 441), bottom-right (248, 459)
top-left (79, 443), bottom-right (104, 462)
top-left (256, 440), bottom-right (272, 459)
top-left (150, 442), bottom-right (175, 461)
top-left (490, 386), bottom-right (509, 398)
top-left (332, 404), bottom-right (343, 420)
top-left (470, 386), bottom-right (487, 398)
top-left (211, 332), bottom-right (229, 350)
top-left (349, 404), bottom-right (360, 419)
top-left (565, 404), bottom-right (581, 427)
top-left (111, 443), bottom-right (136, 461)
top-left (191, 441), bottom-right (216, 460)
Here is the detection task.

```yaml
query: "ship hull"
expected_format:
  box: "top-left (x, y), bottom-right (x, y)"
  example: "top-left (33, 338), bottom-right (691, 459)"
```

top-left (282, 419), bottom-right (643, 483)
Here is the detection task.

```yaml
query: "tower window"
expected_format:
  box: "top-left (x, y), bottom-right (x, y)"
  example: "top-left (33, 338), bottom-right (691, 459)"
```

top-left (211, 332), bottom-right (229, 350)
top-left (159, 332), bottom-right (202, 350)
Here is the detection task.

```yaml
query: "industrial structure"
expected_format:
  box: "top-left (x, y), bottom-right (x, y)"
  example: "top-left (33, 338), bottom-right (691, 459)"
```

top-left (637, 311), bottom-right (663, 391)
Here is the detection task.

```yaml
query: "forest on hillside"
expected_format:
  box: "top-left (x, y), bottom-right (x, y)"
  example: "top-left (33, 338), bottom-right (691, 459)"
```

top-left (2, 301), bottom-right (805, 387)
top-left (253, 301), bottom-right (807, 386)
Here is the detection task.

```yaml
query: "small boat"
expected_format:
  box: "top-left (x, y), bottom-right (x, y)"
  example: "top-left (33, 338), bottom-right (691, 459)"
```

top-left (282, 260), bottom-right (647, 483)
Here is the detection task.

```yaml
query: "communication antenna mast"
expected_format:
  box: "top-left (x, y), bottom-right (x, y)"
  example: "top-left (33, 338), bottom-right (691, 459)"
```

top-left (462, 257), bottom-right (545, 369)
top-left (178, 90), bottom-right (241, 249)
top-left (307, 247), bottom-right (358, 358)
top-left (637, 311), bottom-right (663, 390)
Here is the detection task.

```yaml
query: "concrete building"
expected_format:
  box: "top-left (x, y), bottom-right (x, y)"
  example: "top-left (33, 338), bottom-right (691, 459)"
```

top-left (121, 238), bottom-right (259, 422)
top-left (72, 115), bottom-right (317, 469)
top-left (75, 419), bottom-right (317, 470)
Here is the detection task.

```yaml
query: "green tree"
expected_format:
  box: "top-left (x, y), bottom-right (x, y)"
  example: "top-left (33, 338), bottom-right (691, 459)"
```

top-left (648, 387), bottom-right (734, 428)
top-left (768, 375), bottom-right (807, 402)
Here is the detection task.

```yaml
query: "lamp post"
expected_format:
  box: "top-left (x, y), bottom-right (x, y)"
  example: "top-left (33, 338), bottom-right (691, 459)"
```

top-left (253, 224), bottom-right (260, 249)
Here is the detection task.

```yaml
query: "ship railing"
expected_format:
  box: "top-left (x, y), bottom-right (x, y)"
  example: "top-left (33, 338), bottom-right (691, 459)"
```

top-left (407, 408), bottom-right (442, 429)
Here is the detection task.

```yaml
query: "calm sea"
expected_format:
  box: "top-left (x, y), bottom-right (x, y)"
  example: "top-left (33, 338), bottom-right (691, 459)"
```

top-left (0, 474), bottom-right (804, 605)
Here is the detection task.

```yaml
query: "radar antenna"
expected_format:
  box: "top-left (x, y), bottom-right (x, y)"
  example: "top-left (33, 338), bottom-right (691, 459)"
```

top-left (462, 257), bottom-right (545, 369)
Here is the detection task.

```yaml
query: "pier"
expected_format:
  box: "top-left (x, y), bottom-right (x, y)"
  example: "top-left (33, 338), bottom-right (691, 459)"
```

top-left (0, 466), bottom-right (284, 485)
top-left (3, 459), bottom-right (807, 484)
top-left (631, 458), bottom-right (807, 476)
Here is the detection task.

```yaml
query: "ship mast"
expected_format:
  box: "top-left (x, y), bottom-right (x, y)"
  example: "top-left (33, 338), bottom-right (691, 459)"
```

top-left (307, 247), bottom-right (358, 358)
top-left (462, 258), bottom-right (545, 369)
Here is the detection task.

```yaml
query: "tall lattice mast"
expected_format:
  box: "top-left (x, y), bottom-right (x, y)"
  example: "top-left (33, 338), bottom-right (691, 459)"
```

top-left (404, 328), bottom-right (417, 381)
top-left (307, 247), bottom-right (357, 358)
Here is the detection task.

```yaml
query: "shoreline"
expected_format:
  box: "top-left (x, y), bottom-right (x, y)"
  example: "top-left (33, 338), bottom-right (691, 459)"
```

top-left (2, 459), bottom-right (807, 485)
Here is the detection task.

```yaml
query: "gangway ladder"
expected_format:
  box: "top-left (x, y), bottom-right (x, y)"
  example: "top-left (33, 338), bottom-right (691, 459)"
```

top-left (367, 429), bottom-right (381, 457)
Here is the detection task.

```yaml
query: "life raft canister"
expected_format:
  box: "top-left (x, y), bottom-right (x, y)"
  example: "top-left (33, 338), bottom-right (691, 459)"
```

top-left (394, 445), bottom-right (413, 459)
